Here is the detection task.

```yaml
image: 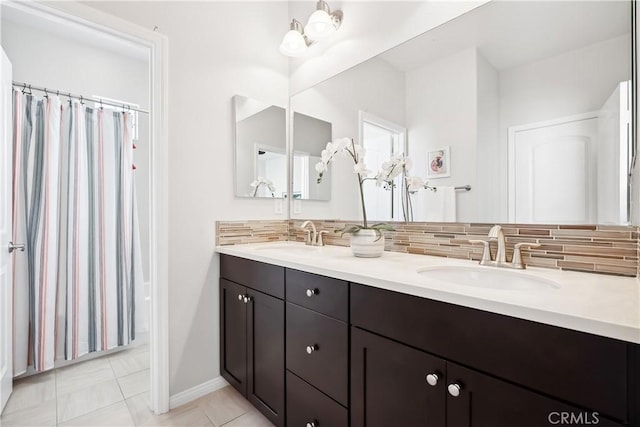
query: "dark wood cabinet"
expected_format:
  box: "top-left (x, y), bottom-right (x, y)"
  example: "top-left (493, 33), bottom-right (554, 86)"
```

top-left (287, 371), bottom-right (348, 427)
top-left (286, 303), bottom-right (348, 405)
top-left (219, 255), bottom-right (285, 427)
top-left (351, 327), bottom-right (625, 427)
top-left (445, 362), bottom-right (624, 427)
top-left (220, 278), bottom-right (247, 396)
top-left (246, 289), bottom-right (284, 426)
top-left (220, 254), bottom-right (639, 427)
top-left (351, 327), bottom-right (446, 427)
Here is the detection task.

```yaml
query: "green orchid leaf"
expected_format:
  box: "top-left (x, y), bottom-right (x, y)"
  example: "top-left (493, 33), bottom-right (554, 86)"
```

top-left (370, 223), bottom-right (396, 231)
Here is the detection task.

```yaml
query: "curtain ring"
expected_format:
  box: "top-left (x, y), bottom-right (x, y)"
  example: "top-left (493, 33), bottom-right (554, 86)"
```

top-left (44, 88), bottom-right (49, 98)
top-left (21, 83), bottom-right (26, 94)
top-left (28, 84), bottom-right (32, 95)
top-left (56, 90), bottom-right (60, 97)
top-left (99, 99), bottom-right (103, 110)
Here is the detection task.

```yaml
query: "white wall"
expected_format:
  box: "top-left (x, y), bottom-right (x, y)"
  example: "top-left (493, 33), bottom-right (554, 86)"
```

top-left (498, 35), bottom-right (630, 221)
top-left (291, 56), bottom-right (405, 220)
top-left (1, 18), bottom-right (151, 332)
top-left (84, 1), bottom-right (289, 395)
top-left (406, 48), bottom-right (477, 222)
top-left (288, 0), bottom-right (489, 94)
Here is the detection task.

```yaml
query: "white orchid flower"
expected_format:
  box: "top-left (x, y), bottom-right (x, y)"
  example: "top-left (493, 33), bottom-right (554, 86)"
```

top-left (321, 149), bottom-right (332, 163)
top-left (406, 175), bottom-right (425, 192)
top-left (353, 162), bottom-right (371, 177)
top-left (315, 161), bottom-right (327, 173)
top-left (333, 137), bottom-right (351, 150)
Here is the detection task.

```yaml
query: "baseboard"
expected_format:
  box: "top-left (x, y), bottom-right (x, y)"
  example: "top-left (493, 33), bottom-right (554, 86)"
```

top-left (169, 376), bottom-right (229, 409)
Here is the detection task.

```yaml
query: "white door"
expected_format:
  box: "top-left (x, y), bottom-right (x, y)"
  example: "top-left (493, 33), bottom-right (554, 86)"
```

top-left (0, 48), bottom-right (13, 412)
top-left (359, 112), bottom-right (406, 221)
top-left (508, 113), bottom-right (598, 224)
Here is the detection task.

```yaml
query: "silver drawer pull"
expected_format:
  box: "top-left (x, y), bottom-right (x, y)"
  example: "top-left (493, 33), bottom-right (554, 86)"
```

top-left (243, 295), bottom-right (253, 304)
top-left (306, 422), bottom-right (317, 427)
top-left (238, 294), bottom-right (244, 301)
top-left (425, 373), bottom-right (439, 386)
top-left (448, 383), bottom-right (461, 397)
top-left (306, 288), bottom-right (318, 297)
top-left (306, 344), bottom-right (317, 354)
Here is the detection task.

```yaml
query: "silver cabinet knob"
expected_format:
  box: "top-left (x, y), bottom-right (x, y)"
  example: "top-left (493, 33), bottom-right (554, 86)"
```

top-left (8, 241), bottom-right (25, 254)
top-left (306, 344), bottom-right (317, 354)
top-left (306, 422), bottom-right (316, 427)
top-left (425, 373), bottom-right (439, 386)
top-left (243, 295), bottom-right (253, 304)
top-left (306, 288), bottom-right (318, 297)
top-left (238, 294), bottom-right (244, 301)
top-left (448, 383), bottom-right (461, 397)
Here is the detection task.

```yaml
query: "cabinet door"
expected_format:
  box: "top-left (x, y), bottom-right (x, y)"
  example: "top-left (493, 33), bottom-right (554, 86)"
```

top-left (247, 289), bottom-right (285, 427)
top-left (446, 362), bottom-right (624, 427)
top-left (351, 327), bottom-right (446, 427)
top-left (220, 279), bottom-right (247, 396)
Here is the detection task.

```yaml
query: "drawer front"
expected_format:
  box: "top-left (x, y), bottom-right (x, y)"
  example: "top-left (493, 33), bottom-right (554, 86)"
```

top-left (287, 371), bottom-right (348, 427)
top-left (286, 269), bottom-right (348, 321)
top-left (351, 283), bottom-right (628, 422)
top-left (220, 254), bottom-right (284, 299)
top-left (286, 303), bottom-right (348, 406)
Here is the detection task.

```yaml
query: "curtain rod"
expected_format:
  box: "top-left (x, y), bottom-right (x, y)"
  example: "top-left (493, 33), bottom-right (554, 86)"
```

top-left (12, 81), bottom-right (149, 114)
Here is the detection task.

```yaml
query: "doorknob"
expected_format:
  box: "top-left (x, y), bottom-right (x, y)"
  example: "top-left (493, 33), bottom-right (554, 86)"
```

top-left (8, 241), bottom-right (25, 254)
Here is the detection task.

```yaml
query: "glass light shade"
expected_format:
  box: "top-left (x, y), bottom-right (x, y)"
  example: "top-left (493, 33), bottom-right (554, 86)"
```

top-left (304, 10), bottom-right (336, 40)
top-left (279, 29), bottom-right (307, 57)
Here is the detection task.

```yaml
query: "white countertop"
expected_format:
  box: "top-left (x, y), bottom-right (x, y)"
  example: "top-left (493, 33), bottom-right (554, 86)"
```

top-left (216, 242), bottom-right (640, 344)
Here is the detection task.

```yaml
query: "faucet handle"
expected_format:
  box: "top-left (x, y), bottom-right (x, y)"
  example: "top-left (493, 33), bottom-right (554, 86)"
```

top-left (317, 231), bottom-right (329, 246)
top-left (512, 243), bottom-right (541, 269)
top-left (468, 240), bottom-right (493, 265)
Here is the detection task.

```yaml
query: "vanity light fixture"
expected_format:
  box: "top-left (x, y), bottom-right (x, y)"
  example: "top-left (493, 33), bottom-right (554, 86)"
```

top-left (280, 1), bottom-right (343, 57)
top-left (279, 19), bottom-right (310, 57)
top-left (304, 0), bottom-right (343, 40)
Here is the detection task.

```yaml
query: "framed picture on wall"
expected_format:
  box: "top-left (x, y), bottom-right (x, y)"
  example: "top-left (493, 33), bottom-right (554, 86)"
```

top-left (427, 147), bottom-right (450, 178)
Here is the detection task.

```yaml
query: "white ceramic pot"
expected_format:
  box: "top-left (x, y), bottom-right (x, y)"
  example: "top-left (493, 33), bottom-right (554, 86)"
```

top-left (350, 229), bottom-right (385, 258)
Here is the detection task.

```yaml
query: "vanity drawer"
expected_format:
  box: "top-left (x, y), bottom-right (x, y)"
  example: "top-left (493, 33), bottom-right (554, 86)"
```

top-left (286, 269), bottom-right (348, 321)
top-left (220, 254), bottom-right (284, 299)
top-left (286, 303), bottom-right (348, 406)
top-left (350, 283), bottom-right (628, 422)
top-left (286, 371), bottom-right (348, 427)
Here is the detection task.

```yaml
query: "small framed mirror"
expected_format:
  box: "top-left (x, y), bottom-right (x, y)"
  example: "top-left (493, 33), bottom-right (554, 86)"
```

top-left (233, 95), bottom-right (287, 198)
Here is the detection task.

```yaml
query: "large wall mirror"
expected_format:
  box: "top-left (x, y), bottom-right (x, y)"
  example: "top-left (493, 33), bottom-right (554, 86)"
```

top-left (234, 95), bottom-right (287, 198)
top-left (290, 0), bottom-right (633, 224)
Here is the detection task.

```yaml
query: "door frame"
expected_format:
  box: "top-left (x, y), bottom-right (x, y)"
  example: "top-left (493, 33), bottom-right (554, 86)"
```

top-left (507, 111), bottom-right (599, 223)
top-left (2, 1), bottom-right (170, 414)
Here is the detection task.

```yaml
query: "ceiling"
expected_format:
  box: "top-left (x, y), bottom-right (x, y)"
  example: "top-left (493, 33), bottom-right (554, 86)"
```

top-left (380, 1), bottom-right (631, 73)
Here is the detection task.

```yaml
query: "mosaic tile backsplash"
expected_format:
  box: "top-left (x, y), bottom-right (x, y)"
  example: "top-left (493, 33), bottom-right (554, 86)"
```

top-left (216, 220), bottom-right (639, 277)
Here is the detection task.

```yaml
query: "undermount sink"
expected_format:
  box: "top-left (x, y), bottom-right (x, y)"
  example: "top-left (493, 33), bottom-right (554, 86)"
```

top-left (416, 266), bottom-right (560, 291)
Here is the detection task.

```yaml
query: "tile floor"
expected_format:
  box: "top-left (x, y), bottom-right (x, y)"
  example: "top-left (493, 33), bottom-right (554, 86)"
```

top-left (0, 344), bottom-right (272, 427)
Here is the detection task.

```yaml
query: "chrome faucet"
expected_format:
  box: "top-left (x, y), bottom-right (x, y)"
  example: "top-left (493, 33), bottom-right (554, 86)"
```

top-left (300, 221), bottom-right (327, 246)
top-left (469, 225), bottom-right (540, 269)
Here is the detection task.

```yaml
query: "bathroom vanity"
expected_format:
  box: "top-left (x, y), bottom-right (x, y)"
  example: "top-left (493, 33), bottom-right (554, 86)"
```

top-left (217, 243), bottom-right (640, 427)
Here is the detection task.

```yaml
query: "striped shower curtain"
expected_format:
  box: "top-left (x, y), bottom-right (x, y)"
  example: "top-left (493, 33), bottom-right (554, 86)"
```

top-left (12, 91), bottom-right (140, 374)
